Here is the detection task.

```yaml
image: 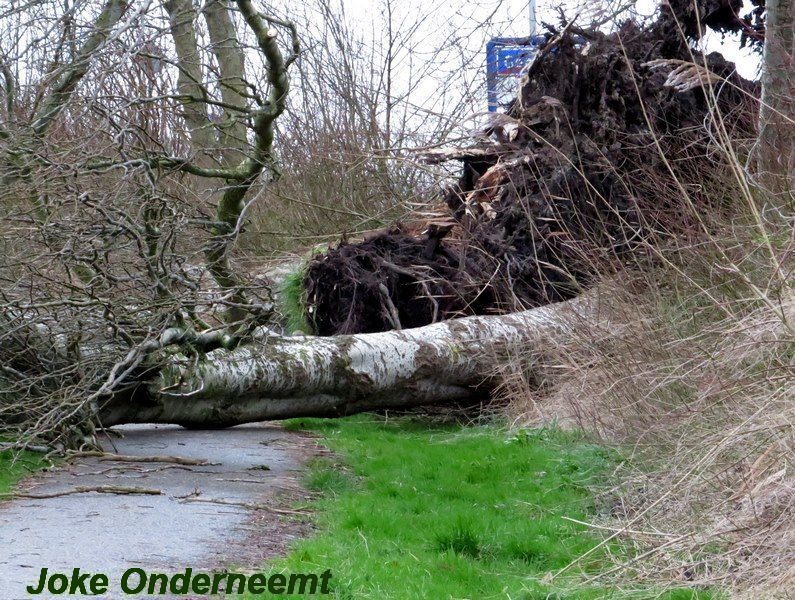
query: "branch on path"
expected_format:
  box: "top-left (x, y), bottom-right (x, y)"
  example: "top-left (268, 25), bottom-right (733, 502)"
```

top-left (1, 485), bottom-right (163, 499)
top-left (180, 496), bottom-right (310, 516)
top-left (66, 451), bottom-right (217, 466)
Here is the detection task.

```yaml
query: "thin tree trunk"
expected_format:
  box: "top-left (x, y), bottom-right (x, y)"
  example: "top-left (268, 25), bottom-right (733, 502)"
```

top-left (164, 0), bottom-right (298, 327)
top-left (164, 0), bottom-right (217, 166)
top-left (203, 0), bottom-right (249, 166)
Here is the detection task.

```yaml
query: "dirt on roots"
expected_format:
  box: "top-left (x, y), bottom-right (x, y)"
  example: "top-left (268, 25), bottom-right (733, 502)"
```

top-left (303, 0), bottom-right (759, 336)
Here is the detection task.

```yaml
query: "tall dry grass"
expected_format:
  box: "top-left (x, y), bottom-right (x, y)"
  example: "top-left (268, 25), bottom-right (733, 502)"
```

top-left (495, 57), bottom-right (794, 597)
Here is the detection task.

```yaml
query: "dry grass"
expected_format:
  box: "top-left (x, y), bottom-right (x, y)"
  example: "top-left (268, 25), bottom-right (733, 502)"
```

top-left (503, 233), bottom-right (793, 595)
top-left (498, 249), bottom-right (793, 595)
top-left (492, 51), bottom-right (794, 596)
top-left (506, 278), bottom-right (795, 584)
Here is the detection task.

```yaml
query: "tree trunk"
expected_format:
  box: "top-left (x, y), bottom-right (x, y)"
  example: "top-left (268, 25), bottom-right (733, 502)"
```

top-left (757, 0), bottom-right (795, 193)
top-left (98, 295), bottom-right (593, 427)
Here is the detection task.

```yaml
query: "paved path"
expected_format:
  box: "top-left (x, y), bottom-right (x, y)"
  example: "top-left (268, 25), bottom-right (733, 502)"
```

top-left (0, 424), bottom-right (312, 599)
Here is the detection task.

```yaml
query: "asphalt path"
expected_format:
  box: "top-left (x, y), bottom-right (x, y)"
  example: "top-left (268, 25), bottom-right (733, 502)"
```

top-left (0, 424), bottom-right (312, 599)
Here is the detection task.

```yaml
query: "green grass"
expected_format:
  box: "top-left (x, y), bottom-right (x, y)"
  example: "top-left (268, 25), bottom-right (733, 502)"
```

top-left (0, 448), bottom-right (47, 495)
top-left (239, 416), bottom-right (720, 599)
top-left (278, 262), bottom-right (312, 334)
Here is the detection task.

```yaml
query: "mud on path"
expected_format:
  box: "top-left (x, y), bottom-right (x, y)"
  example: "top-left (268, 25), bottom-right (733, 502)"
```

top-left (0, 424), bottom-right (317, 599)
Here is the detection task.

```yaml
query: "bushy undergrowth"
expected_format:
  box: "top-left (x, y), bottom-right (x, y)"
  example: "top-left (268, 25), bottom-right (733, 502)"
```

top-left (239, 129), bottom-right (419, 255)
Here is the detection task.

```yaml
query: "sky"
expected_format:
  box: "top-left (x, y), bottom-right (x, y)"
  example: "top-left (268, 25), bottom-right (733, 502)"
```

top-left (1, 0), bottom-right (758, 149)
top-left (332, 0), bottom-right (760, 79)
top-left (282, 0), bottom-right (761, 137)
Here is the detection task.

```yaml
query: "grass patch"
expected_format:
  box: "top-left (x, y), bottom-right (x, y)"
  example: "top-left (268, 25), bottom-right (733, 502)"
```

top-left (0, 448), bottom-right (47, 496)
top-left (240, 416), bottom-right (721, 599)
top-left (278, 263), bottom-right (312, 334)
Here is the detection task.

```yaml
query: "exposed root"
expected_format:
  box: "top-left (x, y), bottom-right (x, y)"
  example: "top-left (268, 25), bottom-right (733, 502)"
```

top-left (303, 11), bottom-right (757, 335)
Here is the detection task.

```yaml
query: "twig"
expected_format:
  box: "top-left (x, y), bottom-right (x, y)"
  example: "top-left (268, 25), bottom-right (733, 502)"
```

top-left (66, 451), bottom-right (218, 466)
top-left (0, 442), bottom-right (51, 453)
top-left (560, 516), bottom-right (676, 538)
top-left (172, 488), bottom-right (202, 500)
top-left (180, 496), bottom-right (309, 516)
top-left (76, 464), bottom-right (212, 476)
top-left (1, 485), bottom-right (162, 499)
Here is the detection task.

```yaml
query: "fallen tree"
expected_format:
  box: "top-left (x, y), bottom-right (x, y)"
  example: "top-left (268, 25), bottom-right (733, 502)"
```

top-left (98, 295), bottom-right (592, 427)
top-left (0, 0), bottom-right (782, 448)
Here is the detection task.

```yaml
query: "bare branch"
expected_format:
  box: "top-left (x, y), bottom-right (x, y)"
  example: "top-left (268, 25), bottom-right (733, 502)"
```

top-left (31, 0), bottom-right (128, 137)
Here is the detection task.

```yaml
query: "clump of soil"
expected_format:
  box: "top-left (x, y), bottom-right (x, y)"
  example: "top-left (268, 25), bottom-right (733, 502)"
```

top-left (304, 228), bottom-right (501, 335)
top-left (303, 1), bottom-right (759, 336)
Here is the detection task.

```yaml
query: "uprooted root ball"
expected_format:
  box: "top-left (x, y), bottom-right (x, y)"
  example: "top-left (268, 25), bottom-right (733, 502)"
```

top-left (303, 4), bottom-right (758, 335)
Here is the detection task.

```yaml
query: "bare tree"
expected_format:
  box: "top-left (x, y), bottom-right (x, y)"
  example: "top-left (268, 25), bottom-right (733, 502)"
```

top-left (0, 0), bottom-right (305, 444)
top-left (0, 0), bottom-right (773, 448)
top-left (244, 0), bottom-right (511, 249)
top-left (0, 0), bottom-right (531, 446)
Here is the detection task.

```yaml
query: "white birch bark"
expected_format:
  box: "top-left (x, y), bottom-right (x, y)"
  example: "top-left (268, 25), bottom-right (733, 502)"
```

top-left (98, 295), bottom-right (593, 426)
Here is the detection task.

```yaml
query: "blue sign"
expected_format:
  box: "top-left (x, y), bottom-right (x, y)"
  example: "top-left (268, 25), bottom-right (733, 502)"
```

top-left (486, 36), bottom-right (546, 112)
